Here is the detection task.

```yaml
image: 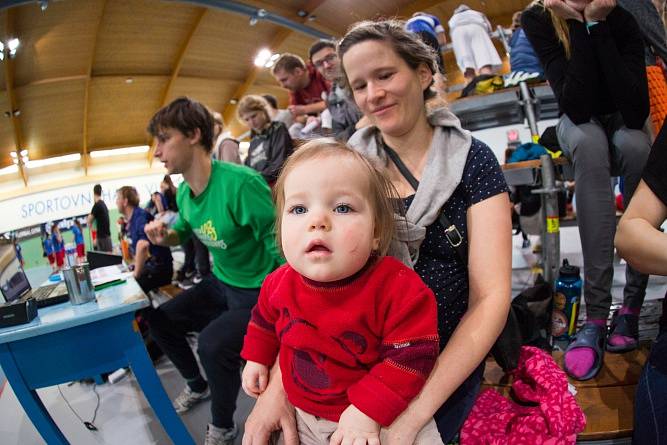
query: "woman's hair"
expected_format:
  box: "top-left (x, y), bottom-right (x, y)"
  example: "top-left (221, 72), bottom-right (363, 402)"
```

top-left (531, 0), bottom-right (571, 59)
top-left (162, 174), bottom-right (175, 191)
top-left (236, 95), bottom-right (270, 123)
top-left (273, 138), bottom-right (400, 258)
top-left (337, 19), bottom-right (438, 101)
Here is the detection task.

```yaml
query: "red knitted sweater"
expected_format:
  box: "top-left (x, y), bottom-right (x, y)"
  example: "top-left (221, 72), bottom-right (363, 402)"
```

top-left (241, 256), bottom-right (439, 426)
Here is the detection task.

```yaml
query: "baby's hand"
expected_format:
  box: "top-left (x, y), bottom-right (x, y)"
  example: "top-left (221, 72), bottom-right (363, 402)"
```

top-left (241, 361), bottom-right (269, 398)
top-left (329, 405), bottom-right (380, 445)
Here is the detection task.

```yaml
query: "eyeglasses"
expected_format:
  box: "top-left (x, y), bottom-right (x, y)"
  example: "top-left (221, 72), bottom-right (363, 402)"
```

top-left (313, 53), bottom-right (337, 69)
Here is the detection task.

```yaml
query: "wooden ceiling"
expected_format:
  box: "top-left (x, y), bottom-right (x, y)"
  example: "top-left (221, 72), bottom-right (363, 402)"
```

top-left (0, 0), bottom-right (531, 172)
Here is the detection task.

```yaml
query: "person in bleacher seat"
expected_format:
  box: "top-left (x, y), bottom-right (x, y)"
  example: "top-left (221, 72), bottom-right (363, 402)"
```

top-left (615, 120), bottom-right (667, 445)
top-left (243, 19), bottom-right (512, 445)
top-left (145, 97), bottom-right (283, 445)
top-left (271, 53), bottom-right (330, 138)
top-left (211, 111), bottom-right (241, 164)
top-left (263, 94), bottom-right (295, 130)
top-left (237, 94), bottom-right (293, 188)
top-left (309, 40), bottom-right (362, 141)
top-left (523, 0), bottom-right (652, 381)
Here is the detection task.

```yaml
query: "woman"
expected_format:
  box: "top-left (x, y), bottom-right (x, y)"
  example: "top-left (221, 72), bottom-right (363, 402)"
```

top-left (523, 0), bottom-right (652, 381)
top-left (615, 121), bottom-right (667, 444)
top-left (243, 20), bottom-right (511, 445)
top-left (237, 95), bottom-right (294, 187)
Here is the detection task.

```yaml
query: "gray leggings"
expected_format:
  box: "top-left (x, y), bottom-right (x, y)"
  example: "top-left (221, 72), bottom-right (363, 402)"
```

top-left (557, 113), bottom-right (651, 319)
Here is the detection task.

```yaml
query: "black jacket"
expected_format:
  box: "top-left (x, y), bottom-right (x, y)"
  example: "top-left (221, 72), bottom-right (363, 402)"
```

top-left (522, 5), bottom-right (649, 129)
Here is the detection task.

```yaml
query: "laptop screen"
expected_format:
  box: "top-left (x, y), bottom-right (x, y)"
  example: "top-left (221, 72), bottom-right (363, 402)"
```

top-left (0, 241), bottom-right (31, 303)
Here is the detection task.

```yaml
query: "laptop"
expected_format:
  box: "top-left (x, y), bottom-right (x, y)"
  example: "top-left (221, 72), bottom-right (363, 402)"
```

top-left (0, 241), bottom-right (69, 308)
top-left (87, 250), bottom-right (124, 270)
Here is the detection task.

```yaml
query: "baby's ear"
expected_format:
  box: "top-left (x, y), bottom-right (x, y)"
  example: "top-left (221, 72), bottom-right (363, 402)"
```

top-left (372, 235), bottom-right (380, 251)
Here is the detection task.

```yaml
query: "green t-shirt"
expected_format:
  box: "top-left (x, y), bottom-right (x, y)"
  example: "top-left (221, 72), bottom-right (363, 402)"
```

top-left (173, 161), bottom-right (283, 288)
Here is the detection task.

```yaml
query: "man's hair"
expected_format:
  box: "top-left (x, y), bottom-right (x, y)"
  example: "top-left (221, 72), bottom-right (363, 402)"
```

top-left (273, 138), bottom-right (401, 258)
top-left (117, 186), bottom-right (140, 208)
top-left (236, 95), bottom-right (270, 122)
top-left (262, 94), bottom-right (278, 109)
top-left (147, 97), bottom-right (215, 153)
top-left (308, 39), bottom-right (336, 61)
top-left (271, 53), bottom-right (306, 75)
top-left (93, 184), bottom-right (102, 196)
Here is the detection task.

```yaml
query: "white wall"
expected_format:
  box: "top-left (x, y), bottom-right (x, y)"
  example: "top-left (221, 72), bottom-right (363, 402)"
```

top-left (0, 173), bottom-right (182, 233)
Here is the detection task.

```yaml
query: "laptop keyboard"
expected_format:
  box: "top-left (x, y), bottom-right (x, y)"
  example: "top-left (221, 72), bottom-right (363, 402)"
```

top-left (30, 285), bottom-right (55, 301)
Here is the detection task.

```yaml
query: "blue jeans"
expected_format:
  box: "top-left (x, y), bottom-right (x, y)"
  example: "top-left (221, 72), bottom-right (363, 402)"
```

top-left (633, 333), bottom-right (667, 444)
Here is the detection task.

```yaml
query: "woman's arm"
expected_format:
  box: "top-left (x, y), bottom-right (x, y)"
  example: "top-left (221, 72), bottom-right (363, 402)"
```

top-left (615, 180), bottom-right (667, 275)
top-left (384, 192), bottom-right (512, 443)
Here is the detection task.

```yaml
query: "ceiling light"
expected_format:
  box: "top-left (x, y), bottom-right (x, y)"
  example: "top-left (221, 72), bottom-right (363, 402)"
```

top-left (90, 145), bottom-right (149, 158)
top-left (254, 48), bottom-right (272, 67)
top-left (125, 77), bottom-right (134, 84)
top-left (9, 151), bottom-right (17, 158)
top-left (20, 149), bottom-right (28, 156)
top-left (7, 39), bottom-right (19, 53)
top-left (26, 153), bottom-right (80, 169)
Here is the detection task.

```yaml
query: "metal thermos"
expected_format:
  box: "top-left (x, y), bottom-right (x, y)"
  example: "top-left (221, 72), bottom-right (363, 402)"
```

top-left (63, 262), bottom-right (96, 305)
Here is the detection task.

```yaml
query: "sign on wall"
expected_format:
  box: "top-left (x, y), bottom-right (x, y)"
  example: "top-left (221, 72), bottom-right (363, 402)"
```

top-left (0, 174), bottom-right (181, 233)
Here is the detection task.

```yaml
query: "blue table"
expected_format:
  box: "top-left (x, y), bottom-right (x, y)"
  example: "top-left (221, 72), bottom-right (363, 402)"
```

top-left (0, 278), bottom-right (194, 445)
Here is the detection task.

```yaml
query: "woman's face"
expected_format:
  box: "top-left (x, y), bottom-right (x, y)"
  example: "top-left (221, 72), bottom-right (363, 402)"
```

top-left (342, 40), bottom-right (432, 139)
top-left (564, 0), bottom-right (591, 12)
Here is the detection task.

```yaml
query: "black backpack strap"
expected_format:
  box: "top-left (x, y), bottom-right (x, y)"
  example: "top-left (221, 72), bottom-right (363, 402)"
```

top-left (380, 140), bottom-right (468, 264)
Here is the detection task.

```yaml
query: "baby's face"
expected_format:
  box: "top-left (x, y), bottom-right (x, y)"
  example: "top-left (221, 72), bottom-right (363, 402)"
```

top-left (563, 0), bottom-right (591, 12)
top-left (280, 156), bottom-right (379, 282)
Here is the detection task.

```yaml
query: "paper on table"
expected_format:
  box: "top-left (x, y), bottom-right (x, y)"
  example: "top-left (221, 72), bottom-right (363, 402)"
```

top-left (90, 264), bottom-right (132, 286)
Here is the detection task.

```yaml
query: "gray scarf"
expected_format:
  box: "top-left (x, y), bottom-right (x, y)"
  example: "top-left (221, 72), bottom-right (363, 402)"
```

top-left (348, 107), bottom-right (472, 267)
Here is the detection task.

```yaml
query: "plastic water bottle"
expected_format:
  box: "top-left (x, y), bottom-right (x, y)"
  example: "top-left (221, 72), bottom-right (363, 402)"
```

top-left (551, 259), bottom-right (583, 341)
top-left (64, 242), bottom-right (77, 267)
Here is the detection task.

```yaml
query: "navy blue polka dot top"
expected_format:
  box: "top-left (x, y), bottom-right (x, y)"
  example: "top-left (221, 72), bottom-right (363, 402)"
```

top-left (403, 137), bottom-right (508, 350)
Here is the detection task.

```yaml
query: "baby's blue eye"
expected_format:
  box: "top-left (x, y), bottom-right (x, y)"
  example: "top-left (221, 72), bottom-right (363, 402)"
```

top-left (334, 204), bottom-right (351, 213)
top-left (289, 206), bottom-right (307, 215)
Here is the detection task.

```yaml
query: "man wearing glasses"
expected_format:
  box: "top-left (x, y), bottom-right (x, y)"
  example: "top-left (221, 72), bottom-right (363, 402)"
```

top-left (309, 40), bottom-right (362, 141)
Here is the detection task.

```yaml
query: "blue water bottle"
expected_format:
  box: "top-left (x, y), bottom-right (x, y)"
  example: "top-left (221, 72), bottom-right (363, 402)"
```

top-left (551, 259), bottom-right (583, 341)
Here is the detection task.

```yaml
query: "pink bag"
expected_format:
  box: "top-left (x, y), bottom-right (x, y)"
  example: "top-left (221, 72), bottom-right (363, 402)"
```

top-left (461, 346), bottom-right (586, 445)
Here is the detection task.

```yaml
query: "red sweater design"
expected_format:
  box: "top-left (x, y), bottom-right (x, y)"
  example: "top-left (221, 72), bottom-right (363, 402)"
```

top-left (241, 256), bottom-right (439, 427)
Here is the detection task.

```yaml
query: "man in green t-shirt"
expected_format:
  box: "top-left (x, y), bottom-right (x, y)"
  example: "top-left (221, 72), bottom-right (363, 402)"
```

top-left (145, 97), bottom-right (283, 445)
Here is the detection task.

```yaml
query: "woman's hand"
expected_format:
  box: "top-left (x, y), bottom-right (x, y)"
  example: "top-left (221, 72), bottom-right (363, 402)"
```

top-left (243, 366), bottom-right (298, 445)
top-left (584, 0), bottom-right (616, 22)
top-left (329, 405), bottom-right (380, 445)
top-left (545, 0), bottom-right (584, 22)
top-left (381, 408), bottom-right (424, 445)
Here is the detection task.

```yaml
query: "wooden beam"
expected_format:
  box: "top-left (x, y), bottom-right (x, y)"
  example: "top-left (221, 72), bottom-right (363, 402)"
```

top-left (148, 8), bottom-right (208, 165)
top-left (3, 9), bottom-right (26, 186)
top-left (83, 0), bottom-right (108, 175)
top-left (398, 0), bottom-right (449, 16)
top-left (221, 0), bottom-right (328, 126)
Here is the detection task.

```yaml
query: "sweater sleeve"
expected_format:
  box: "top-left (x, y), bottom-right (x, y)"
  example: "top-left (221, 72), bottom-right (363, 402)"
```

top-left (347, 273), bottom-right (439, 427)
top-left (522, 7), bottom-right (594, 124)
top-left (241, 272), bottom-right (281, 366)
top-left (590, 9), bottom-right (649, 129)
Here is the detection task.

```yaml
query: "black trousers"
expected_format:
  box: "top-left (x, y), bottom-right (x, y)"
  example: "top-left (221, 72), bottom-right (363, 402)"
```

top-left (136, 263), bottom-right (173, 294)
top-left (181, 236), bottom-right (211, 276)
top-left (148, 275), bottom-right (259, 428)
